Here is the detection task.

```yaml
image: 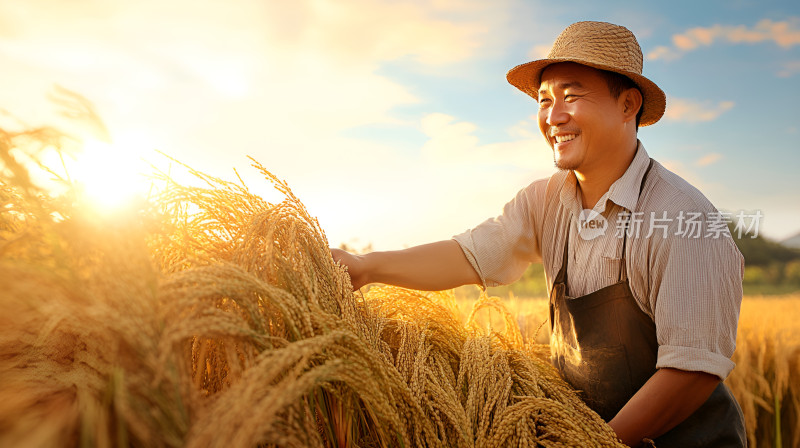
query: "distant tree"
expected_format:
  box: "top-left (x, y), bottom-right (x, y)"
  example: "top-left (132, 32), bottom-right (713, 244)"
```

top-left (728, 223), bottom-right (800, 267)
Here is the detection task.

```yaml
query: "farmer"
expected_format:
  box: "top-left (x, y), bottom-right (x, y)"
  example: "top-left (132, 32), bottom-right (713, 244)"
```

top-left (332, 21), bottom-right (746, 447)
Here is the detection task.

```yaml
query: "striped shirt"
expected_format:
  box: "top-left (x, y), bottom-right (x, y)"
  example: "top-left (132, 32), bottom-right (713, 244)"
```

top-left (453, 141), bottom-right (744, 380)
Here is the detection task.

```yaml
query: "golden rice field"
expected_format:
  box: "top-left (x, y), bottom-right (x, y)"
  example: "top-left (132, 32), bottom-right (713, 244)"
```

top-left (463, 293), bottom-right (800, 448)
top-left (0, 128), bottom-right (626, 447)
top-left (2, 126), bottom-right (798, 447)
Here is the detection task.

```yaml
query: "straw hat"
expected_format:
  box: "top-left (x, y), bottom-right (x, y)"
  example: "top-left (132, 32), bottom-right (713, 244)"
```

top-left (507, 21), bottom-right (666, 126)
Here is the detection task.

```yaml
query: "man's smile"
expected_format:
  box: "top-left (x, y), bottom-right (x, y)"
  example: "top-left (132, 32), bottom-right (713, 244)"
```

top-left (550, 131), bottom-right (581, 150)
top-left (555, 134), bottom-right (577, 143)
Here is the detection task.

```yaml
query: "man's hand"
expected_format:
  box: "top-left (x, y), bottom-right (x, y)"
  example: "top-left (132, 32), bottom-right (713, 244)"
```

top-left (330, 248), bottom-right (370, 290)
top-left (329, 240), bottom-right (482, 292)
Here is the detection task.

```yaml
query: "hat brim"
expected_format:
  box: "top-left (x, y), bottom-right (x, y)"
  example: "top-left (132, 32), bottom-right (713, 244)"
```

top-left (506, 58), bottom-right (666, 127)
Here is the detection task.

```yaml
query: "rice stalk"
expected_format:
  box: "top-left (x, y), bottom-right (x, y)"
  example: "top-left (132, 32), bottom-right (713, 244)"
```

top-left (0, 127), bottom-right (631, 447)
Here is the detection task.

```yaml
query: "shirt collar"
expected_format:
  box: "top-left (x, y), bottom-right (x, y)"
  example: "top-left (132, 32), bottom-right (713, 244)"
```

top-left (558, 171), bottom-right (582, 216)
top-left (558, 140), bottom-right (650, 214)
top-left (607, 141), bottom-right (650, 212)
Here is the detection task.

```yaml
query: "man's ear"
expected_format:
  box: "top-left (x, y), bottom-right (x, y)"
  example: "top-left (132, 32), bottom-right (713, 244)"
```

top-left (621, 88), bottom-right (643, 123)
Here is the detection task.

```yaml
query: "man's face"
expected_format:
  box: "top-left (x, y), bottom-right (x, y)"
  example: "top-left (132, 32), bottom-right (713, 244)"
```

top-left (537, 62), bottom-right (626, 171)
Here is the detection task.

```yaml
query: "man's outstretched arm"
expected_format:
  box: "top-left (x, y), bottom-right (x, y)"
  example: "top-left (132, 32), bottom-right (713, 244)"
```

top-left (331, 240), bottom-right (482, 291)
top-left (609, 367), bottom-right (720, 446)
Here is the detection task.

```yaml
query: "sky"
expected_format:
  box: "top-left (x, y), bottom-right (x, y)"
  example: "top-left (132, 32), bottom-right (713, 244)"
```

top-left (0, 0), bottom-right (798, 250)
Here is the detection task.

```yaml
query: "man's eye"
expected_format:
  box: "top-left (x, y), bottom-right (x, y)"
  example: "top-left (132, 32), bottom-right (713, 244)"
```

top-left (565, 94), bottom-right (577, 101)
top-left (538, 98), bottom-right (552, 107)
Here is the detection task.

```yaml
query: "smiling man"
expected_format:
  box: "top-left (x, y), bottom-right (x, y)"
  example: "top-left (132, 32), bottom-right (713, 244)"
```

top-left (332, 21), bottom-right (746, 447)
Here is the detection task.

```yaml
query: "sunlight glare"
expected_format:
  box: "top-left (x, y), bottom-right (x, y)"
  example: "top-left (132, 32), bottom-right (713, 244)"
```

top-left (67, 137), bottom-right (154, 212)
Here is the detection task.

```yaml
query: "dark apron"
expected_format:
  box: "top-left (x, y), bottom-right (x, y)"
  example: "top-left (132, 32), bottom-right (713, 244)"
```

top-left (548, 159), bottom-right (746, 447)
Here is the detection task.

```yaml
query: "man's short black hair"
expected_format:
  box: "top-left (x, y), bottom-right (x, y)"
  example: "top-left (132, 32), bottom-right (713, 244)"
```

top-left (599, 69), bottom-right (643, 129)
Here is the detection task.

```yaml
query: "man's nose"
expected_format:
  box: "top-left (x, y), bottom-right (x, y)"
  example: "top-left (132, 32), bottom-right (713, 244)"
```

top-left (546, 100), bottom-right (569, 126)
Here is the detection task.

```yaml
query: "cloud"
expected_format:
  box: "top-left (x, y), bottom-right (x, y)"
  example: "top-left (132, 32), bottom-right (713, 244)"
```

top-left (664, 97), bottom-right (735, 122)
top-left (646, 46), bottom-right (682, 61)
top-left (0, 0), bottom-right (507, 176)
top-left (695, 153), bottom-right (723, 167)
top-left (0, 0), bottom-right (498, 130)
top-left (256, 0), bottom-right (494, 67)
top-left (406, 112), bottom-right (558, 250)
top-left (508, 114), bottom-right (541, 139)
top-left (647, 18), bottom-right (800, 61)
top-left (527, 44), bottom-right (551, 59)
top-left (419, 112), bottom-right (555, 170)
top-left (777, 60), bottom-right (800, 77)
top-left (297, 111), bottom-right (559, 251)
top-left (420, 113), bottom-right (481, 161)
top-left (659, 158), bottom-right (716, 196)
top-left (0, 0), bottom-right (516, 251)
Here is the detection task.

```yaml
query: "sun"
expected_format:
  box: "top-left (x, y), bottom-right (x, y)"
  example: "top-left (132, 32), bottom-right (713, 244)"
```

top-left (65, 137), bottom-right (155, 212)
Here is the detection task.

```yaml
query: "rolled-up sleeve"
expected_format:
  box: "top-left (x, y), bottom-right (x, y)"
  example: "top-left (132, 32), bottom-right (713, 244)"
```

top-left (452, 180), bottom-right (546, 289)
top-left (650, 221), bottom-right (744, 380)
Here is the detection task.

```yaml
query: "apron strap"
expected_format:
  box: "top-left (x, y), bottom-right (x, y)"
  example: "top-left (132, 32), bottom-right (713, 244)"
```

top-left (619, 158), bottom-right (655, 282)
top-left (555, 214), bottom-right (572, 289)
